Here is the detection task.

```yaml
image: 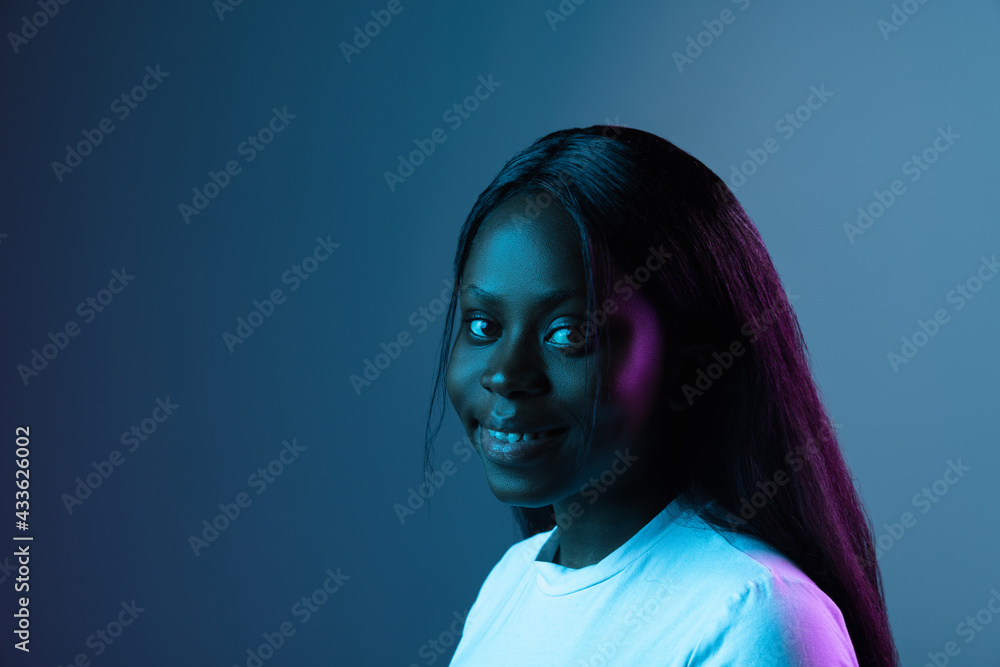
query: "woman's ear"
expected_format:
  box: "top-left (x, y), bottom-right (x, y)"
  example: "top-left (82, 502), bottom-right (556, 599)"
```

top-left (665, 341), bottom-right (716, 411)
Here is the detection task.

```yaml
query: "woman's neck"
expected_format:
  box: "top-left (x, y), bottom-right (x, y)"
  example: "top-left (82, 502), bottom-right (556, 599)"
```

top-left (551, 480), bottom-right (681, 569)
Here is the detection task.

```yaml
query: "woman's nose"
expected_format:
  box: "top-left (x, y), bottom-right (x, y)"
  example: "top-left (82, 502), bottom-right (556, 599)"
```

top-left (479, 334), bottom-right (549, 398)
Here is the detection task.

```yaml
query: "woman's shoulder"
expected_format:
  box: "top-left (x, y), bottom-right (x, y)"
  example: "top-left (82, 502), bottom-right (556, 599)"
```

top-left (685, 553), bottom-right (858, 664)
top-left (648, 500), bottom-right (818, 586)
top-left (652, 515), bottom-right (858, 663)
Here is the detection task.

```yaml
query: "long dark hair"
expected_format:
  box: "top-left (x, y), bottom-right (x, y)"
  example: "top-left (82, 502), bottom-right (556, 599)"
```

top-left (423, 125), bottom-right (899, 666)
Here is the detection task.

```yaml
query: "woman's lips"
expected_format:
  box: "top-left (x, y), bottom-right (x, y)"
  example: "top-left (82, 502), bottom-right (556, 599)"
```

top-left (478, 424), bottom-right (568, 466)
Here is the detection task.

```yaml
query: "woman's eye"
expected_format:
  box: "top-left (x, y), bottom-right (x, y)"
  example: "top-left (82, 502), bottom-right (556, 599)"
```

top-left (548, 324), bottom-right (593, 350)
top-left (467, 318), bottom-right (499, 340)
top-left (462, 317), bottom-right (593, 350)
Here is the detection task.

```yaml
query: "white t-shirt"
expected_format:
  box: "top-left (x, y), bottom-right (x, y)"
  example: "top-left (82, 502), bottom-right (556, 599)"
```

top-left (449, 492), bottom-right (860, 666)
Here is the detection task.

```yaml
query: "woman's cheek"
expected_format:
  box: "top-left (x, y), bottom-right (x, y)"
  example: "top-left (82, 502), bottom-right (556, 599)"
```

top-left (610, 300), bottom-right (663, 437)
top-left (445, 350), bottom-right (465, 410)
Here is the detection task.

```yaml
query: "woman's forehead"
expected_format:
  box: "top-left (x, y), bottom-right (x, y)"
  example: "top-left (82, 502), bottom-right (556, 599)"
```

top-left (469, 204), bottom-right (582, 269)
top-left (466, 198), bottom-right (653, 306)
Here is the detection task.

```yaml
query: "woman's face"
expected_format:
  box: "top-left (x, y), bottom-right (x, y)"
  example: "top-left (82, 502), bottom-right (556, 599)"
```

top-left (445, 197), bottom-right (671, 508)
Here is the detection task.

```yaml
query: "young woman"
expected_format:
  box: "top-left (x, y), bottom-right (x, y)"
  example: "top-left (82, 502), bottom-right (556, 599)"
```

top-left (423, 126), bottom-right (899, 665)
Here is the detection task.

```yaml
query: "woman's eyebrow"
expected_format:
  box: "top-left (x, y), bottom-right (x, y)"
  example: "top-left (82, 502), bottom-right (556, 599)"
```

top-left (461, 284), bottom-right (587, 308)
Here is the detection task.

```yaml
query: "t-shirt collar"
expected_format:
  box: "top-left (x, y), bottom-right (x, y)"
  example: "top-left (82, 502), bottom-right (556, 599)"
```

top-left (531, 491), bottom-right (691, 596)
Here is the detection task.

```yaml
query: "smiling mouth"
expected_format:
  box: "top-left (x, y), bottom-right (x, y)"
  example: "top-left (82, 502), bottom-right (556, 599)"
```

top-left (484, 427), bottom-right (565, 443)
top-left (478, 425), bottom-right (569, 465)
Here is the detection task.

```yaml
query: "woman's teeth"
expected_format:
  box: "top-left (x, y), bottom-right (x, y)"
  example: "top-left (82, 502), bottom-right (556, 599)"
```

top-left (486, 428), bottom-right (561, 443)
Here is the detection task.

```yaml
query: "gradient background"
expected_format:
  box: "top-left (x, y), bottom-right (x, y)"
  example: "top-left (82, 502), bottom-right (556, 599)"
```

top-left (2, 0), bottom-right (999, 665)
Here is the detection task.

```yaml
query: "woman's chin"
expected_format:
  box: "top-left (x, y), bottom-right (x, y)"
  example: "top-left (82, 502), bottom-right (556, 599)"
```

top-left (484, 476), bottom-right (565, 509)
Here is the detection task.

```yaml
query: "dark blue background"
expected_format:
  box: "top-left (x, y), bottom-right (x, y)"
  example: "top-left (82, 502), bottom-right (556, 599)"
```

top-left (2, 0), bottom-right (998, 664)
